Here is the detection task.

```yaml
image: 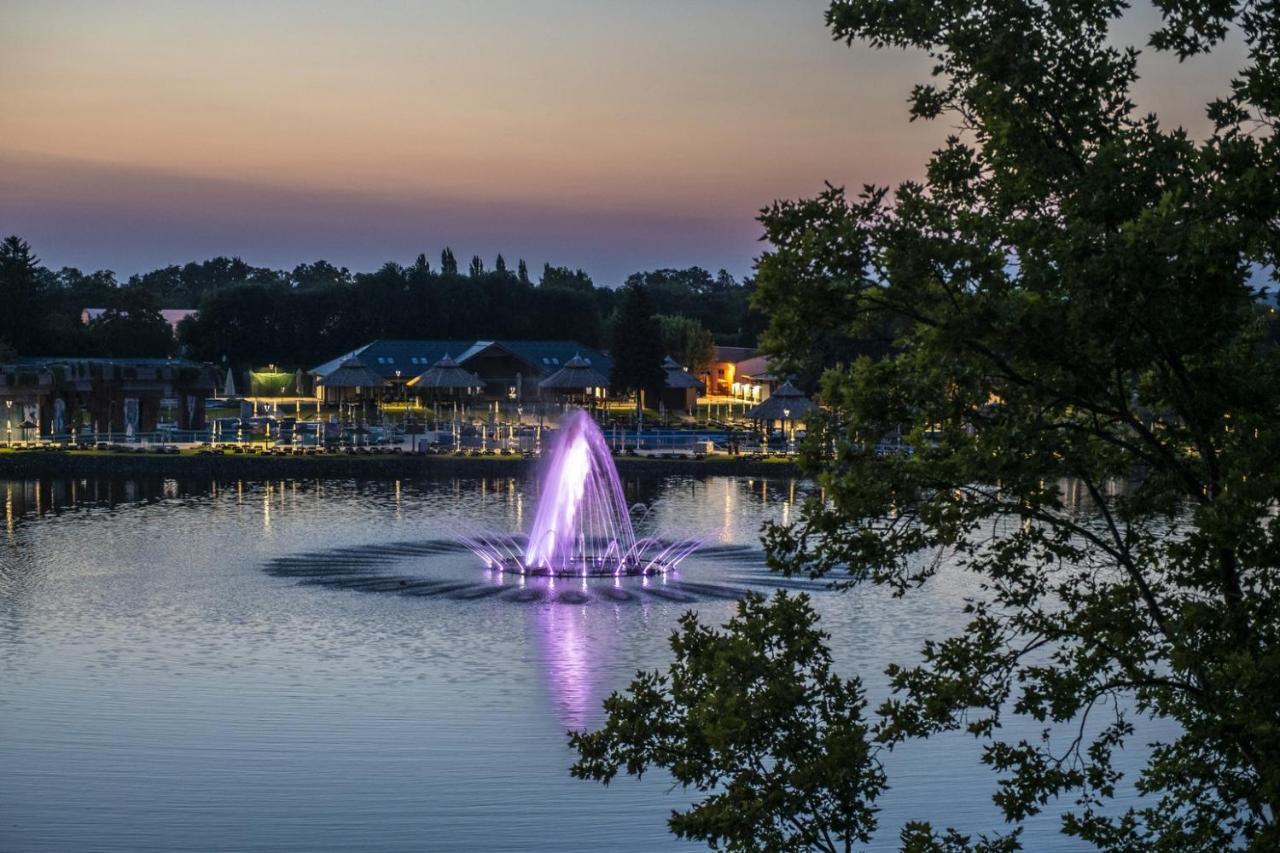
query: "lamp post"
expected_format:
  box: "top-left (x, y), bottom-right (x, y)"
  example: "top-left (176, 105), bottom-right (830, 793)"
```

top-left (4, 400), bottom-right (11, 448)
top-left (783, 408), bottom-right (792, 454)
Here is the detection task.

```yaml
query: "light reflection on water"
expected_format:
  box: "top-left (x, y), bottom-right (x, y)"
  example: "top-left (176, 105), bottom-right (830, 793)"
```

top-left (0, 475), bottom-right (1161, 851)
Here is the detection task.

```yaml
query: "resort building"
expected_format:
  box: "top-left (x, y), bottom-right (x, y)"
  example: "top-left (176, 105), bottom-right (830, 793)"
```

top-left (309, 339), bottom-right (612, 403)
top-left (0, 356), bottom-right (217, 438)
top-left (697, 346), bottom-right (778, 404)
top-left (700, 345), bottom-right (756, 396)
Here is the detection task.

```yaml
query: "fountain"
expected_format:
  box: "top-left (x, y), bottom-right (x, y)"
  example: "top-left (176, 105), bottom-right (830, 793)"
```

top-left (462, 409), bottom-right (700, 576)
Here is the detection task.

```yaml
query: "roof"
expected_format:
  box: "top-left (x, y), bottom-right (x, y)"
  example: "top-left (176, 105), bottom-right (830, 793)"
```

top-left (663, 356), bottom-right (705, 390)
top-left (745, 380), bottom-right (814, 421)
top-left (317, 359), bottom-right (387, 389)
top-left (9, 356), bottom-right (206, 368)
top-left (309, 339), bottom-right (608, 380)
top-left (734, 354), bottom-right (771, 378)
top-left (1, 356), bottom-right (217, 389)
top-left (713, 345), bottom-right (756, 363)
top-left (457, 340), bottom-right (613, 378)
top-left (310, 339), bottom-right (475, 379)
top-left (407, 354), bottom-right (484, 391)
top-left (539, 354), bottom-right (610, 391)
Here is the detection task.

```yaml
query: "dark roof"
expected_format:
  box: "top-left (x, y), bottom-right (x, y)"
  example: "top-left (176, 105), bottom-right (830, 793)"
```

top-left (317, 359), bottom-right (387, 389)
top-left (408, 354), bottom-right (484, 391)
top-left (745, 380), bottom-right (814, 421)
top-left (663, 356), bottom-right (705, 390)
top-left (9, 356), bottom-right (205, 368)
top-left (310, 339), bottom-right (609, 380)
top-left (456, 340), bottom-right (612, 378)
top-left (713, 345), bottom-right (756, 363)
top-left (1, 356), bottom-right (217, 389)
top-left (539, 354), bottom-right (610, 391)
top-left (310, 339), bottom-right (475, 379)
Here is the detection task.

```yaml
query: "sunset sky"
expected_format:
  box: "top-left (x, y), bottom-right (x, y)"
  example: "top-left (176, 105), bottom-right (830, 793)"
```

top-left (0, 1), bottom-right (1245, 284)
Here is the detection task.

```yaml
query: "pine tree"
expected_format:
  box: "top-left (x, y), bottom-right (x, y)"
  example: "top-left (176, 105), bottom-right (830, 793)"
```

top-left (608, 281), bottom-right (665, 406)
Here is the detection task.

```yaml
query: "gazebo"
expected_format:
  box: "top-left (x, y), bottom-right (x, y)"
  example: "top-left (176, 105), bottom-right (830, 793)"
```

top-left (408, 354), bottom-right (484, 427)
top-left (316, 359), bottom-right (386, 417)
top-left (744, 379), bottom-right (813, 438)
top-left (408, 354), bottom-right (483, 398)
top-left (661, 355), bottom-right (704, 413)
top-left (539, 353), bottom-right (609, 408)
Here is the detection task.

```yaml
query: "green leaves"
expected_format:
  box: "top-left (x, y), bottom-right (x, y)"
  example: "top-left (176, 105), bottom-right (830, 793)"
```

top-left (570, 593), bottom-right (885, 852)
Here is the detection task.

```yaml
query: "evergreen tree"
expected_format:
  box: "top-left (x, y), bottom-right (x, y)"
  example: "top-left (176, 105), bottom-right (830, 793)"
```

top-left (413, 253), bottom-right (430, 273)
top-left (517, 259), bottom-right (530, 284)
top-left (494, 254), bottom-right (507, 274)
top-left (469, 255), bottom-right (484, 278)
top-left (608, 281), bottom-right (664, 406)
top-left (0, 236), bottom-right (50, 355)
top-left (440, 247), bottom-right (458, 276)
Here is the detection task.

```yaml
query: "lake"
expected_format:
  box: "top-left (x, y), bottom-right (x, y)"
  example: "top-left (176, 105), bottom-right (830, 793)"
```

top-left (0, 475), bottom-right (1161, 851)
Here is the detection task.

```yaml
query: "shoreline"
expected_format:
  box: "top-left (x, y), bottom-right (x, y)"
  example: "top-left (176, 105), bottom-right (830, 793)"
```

top-left (0, 450), bottom-right (802, 481)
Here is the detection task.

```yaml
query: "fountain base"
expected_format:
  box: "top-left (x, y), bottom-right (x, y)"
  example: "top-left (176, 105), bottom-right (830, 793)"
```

top-left (488, 556), bottom-right (668, 577)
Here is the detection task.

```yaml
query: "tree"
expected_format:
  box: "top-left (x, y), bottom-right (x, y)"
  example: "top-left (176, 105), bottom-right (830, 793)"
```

top-left (571, 593), bottom-right (887, 853)
top-left (656, 314), bottom-right (716, 376)
top-left (608, 281), bottom-right (665, 405)
top-left (440, 247), bottom-right (458, 276)
top-left (494, 253), bottom-right (508, 275)
top-left (540, 263), bottom-right (594, 293)
top-left (86, 283), bottom-right (174, 358)
top-left (517, 259), bottom-right (530, 284)
top-left (469, 255), bottom-right (485, 278)
top-left (0, 236), bottom-right (50, 354)
top-left (576, 0), bottom-right (1280, 850)
top-left (291, 260), bottom-right (352, 289)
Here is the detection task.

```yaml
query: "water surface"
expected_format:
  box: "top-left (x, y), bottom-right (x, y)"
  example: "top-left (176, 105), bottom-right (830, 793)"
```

top-left (0, 476), bottom-right (1160, 851)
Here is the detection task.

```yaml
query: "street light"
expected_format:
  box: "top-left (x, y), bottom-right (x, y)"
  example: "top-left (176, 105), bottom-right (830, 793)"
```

top-left (783, 407), bottom-right (792, 453)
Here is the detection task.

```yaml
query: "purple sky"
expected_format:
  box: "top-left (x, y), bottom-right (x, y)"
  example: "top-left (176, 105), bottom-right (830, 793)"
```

top-left (0, 1), bottom-right (1244, 284)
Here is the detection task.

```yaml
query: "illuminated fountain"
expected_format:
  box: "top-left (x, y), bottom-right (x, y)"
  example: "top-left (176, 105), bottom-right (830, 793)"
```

top-left (462, 409), bottom-right (700, 576)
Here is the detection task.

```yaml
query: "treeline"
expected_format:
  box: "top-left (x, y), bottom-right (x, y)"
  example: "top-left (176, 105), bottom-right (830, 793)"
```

top-left (0, 237), bottom-right (764, 369)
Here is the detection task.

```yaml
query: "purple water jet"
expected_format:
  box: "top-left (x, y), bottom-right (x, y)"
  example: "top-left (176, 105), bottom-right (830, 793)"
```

top-left (462, 409), bottom-right (700, 577)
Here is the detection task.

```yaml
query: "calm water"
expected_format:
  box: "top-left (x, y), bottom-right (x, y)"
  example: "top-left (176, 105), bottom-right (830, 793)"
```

top-left (0, 475), bottom-right (1162, 851)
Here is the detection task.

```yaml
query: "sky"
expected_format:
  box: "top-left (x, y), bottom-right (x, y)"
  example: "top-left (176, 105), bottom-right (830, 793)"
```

top-left (0, 1), bottom-right (1247, 285)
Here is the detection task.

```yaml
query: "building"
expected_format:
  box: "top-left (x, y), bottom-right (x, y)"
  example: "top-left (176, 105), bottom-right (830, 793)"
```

top-left (700, 346), bottom-right (757, 396)
top-left (309, 339), bottom-right (612, 403)
top-left (661, 356), bottom-right (705, 412)
top-left (81, 308), bottom-right (198, 334)
top-left (0, 357), bottom-right (217, 438)
top-left (730, 354), bottom-right (778, 405)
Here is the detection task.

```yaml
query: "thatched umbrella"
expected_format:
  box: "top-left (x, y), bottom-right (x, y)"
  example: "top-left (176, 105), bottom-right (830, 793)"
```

top-left (408, 354), bottom-right (483, 396)
top-left (408, 353), bottom-right (485, 430)
top-left (745, 379), bottom-right (813, 430)
top-left (539, 354), bottom-right (609, 407)
top-left (317, 359), bottom-right (386, 419)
